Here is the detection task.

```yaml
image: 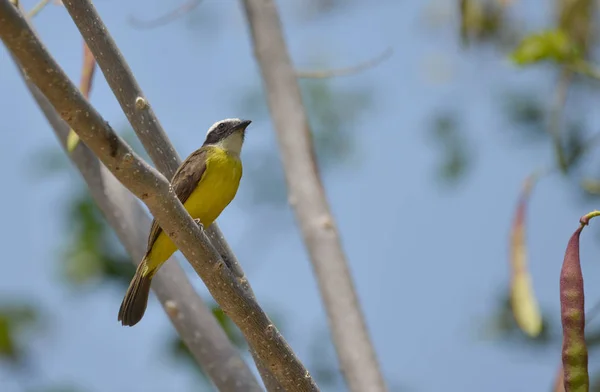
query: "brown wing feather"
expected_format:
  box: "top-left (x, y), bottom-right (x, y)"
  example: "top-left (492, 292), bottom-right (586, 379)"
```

top-left (144, 147), bottom-right (208, 255)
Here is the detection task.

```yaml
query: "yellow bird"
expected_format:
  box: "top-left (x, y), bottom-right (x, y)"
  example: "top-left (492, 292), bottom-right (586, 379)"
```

top-left (118, 118), bottom-right (251, 326)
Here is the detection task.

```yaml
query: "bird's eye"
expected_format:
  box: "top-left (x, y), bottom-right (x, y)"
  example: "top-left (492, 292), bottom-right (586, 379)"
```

top-left (218, 123), bottom-right (226, 130)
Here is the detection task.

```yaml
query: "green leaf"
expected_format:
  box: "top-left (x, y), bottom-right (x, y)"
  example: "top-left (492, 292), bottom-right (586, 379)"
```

top-left (510, 29), bottom-right (578, 66)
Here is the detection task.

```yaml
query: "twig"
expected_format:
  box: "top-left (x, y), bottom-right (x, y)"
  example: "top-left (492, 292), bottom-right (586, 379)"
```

top-left (548, 67), bottom-right (571, 173)
top-left (67, 40), bottom-right (96, 152)
top-left (0, 1), bottom-right (317, 391)
top-left (568, 59), bottom-right (600, 80)
top-left (295, 47), bottom-right (393, 79)
top-left (27, 0), bottom-right (50, 18)
top-left (128, 0), bottom-right (203, 30)
top-left (240, 1), bottom-right (388, 392)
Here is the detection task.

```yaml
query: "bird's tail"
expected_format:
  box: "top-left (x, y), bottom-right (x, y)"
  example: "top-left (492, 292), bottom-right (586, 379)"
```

top-left (118, 259), bottom-right (154, 327)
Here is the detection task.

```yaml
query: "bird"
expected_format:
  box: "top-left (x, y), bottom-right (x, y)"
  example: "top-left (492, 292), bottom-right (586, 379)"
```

top-left (118, 118), bottom-right (251, 326)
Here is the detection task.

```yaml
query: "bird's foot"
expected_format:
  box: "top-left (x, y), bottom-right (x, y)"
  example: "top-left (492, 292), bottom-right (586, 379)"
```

top-left (193, 218), bottom-right (205, 231)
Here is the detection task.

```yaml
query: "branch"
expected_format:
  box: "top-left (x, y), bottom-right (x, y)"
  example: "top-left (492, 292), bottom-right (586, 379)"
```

top-left (240, 1), bottom-right (388, 391)
top-left (0, 2), bottom-right (317, 391)
top-left (27, 0), bottom-right (51, 18)
top-left (12, 57), bottom-right (262, 392)
top-left (295, 47), bottom-right (393, 79)
top-left (128, 0), bottom-right (203, 30)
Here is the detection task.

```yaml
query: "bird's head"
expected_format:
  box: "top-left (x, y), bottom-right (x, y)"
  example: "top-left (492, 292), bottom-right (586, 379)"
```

top-left (203, 118), bottom-right (252, 155)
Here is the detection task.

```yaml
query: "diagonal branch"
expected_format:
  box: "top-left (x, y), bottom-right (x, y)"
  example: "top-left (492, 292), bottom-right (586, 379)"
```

top-left (27, 0), bottom-right (51, 18)
top-left (240, 1), bottom-right (388, 391)
top-left (10, 52), bottom-right (262, 392)
top-left (0, 2), bottom-right (317, 391)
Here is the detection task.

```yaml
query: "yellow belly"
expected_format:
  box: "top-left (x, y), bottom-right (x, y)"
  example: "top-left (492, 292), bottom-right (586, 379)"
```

top-left (147, 148), bottom-right (242, 268)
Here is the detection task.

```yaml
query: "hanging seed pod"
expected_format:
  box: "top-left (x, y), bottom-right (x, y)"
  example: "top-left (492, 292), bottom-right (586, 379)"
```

top-left (559, 211), bottom-right (600, 392)
top-left (509, 173), bottom-right (542, 337)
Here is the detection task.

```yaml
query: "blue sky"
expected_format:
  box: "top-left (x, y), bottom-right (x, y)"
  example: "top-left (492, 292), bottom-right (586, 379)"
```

top-left (2, 0), bottom-right (600, 391)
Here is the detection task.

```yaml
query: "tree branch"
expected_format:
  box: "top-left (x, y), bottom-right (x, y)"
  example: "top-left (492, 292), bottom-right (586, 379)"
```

top-left (295, 47), bottom-right (393, 79)
top-left (128, 0), bottom-right (204, 30)
top-left (240, 1), bottom-right (388, 391)
top-left (0, 2), bottom-right (317, 391)
top-left (12, 54), bottom-right (262, 392)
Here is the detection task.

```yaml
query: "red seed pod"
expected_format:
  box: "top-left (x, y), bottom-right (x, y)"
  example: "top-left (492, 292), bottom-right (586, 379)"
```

top-left (560, 224), bottom-right (588, 392)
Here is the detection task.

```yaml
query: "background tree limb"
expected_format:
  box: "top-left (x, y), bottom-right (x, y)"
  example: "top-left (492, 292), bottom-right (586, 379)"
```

top-left (295, 47), bottom-right (393, 79)
top-left (0, 2), bottom-right (317, 390)
top-left (241, 0), bottom-right (388, 391)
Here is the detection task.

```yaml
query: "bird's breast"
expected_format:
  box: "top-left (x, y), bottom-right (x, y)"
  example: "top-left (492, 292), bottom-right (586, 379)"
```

top-left (184, 148), bottom-right (242, 226)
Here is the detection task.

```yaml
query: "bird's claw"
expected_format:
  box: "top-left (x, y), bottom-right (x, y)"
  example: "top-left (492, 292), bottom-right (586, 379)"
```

top-left (193, 218), bottom-right (205, 231)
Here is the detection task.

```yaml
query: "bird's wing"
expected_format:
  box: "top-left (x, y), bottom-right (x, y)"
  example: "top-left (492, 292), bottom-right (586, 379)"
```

top-left (145, 147), bottom-right (208, 255)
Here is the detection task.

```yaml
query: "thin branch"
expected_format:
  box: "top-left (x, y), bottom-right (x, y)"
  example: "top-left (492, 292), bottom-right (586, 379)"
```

top-left (240, 1), bottom-right (388, 392)
top-left (0, 2), bottom-right (316, 390)
top-left (27, 0), bottom-right (50, 18)
top-left (67, 40), bottom-right (96, 152)
top-left (548, 67), bottom-right (571, 173)
top-left (568, 59), bottom-right (600, 80)
top-left (128, 0), bottom-right (203, 30)
top-left (295, 47), bottom-right (393, 79)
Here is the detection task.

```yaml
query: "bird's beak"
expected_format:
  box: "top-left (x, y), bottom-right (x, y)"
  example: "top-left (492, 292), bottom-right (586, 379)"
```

top-left (236, 119), bottom-right (252, 131)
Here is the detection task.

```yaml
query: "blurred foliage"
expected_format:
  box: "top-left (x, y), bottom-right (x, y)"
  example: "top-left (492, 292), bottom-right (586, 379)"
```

top-left (459, 0), bottom-right (505, 47)
top-left (480, 292), bottom-right (552, 347)
top-left (0, 303), bottom-right (39, 364)
top-left (500, 92), bottom-right (548, 142)
top-left (458, 0), bottom-right (519, 50)
top-left (509, 29), bottom-right (579, 66)
top-left (61, 190), bottom-right (134, 288)
top-left (427, 111), bottom-right (472, 185)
